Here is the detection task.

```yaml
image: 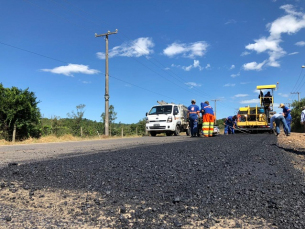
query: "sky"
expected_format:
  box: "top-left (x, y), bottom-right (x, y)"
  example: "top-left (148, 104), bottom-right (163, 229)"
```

top-left (1, 0), bottom-right (305, 124)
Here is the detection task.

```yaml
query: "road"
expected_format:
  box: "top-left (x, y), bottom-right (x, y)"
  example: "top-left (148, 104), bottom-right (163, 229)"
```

top-left (0, 134), bottom-right (305, 228)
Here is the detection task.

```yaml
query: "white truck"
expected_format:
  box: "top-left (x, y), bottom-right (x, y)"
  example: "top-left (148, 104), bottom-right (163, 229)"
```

top-left (145, 101), bottom-right (190, 136)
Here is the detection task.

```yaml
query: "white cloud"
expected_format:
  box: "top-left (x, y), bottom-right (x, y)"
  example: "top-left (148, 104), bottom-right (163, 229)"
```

top-left (182, 65), bottom-right (193, 71)
top-left (240, 99), bottom-right (260, 104)
top-left (230, 65), bottom-right (235, 70)
top-left (234, 94), bottom-right (248, 98)
top-left (243, 4), bottom-right (305, 70)
top-left (240, 82), bottom-right (250, 85)
top-left (225, 19), bottom-right (237, 25)
top-left (163, 41), bottom-right (208, 58)
top-left (224, 83), bottom-right (236, 87)
top-left (96, 37), bottom-right (154, 59)
top-left (288, 52), bottom-right (298, 55)
top-left (193, 60), bottom-right (202, 70)
top-left (41, 64), bottom-right (100, 77)
top-left (241, 51), bottom-right (251, 56)
top-left (205, 64), bottom-right (211, 69)
top-left (82, 81), bottom-right (91, 84)
top-left (295, 41), bottom-right (305, 46)
top-left (185, 82), bottom-right (201, 88)
top-left (243, 61), bottom-right (266, 71)
top-left (173, 60), bottom-right (204, 71)
top-left (231, 72), bottom-right (240, 78)
top-left (278, 92), bottom-right (289, 97)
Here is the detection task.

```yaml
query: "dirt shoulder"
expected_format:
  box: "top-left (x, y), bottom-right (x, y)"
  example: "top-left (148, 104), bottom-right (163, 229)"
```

top-left (277, 132), bottom-right (305, 173)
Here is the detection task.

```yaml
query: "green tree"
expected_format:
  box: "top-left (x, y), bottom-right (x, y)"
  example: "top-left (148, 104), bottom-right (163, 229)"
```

top-left (101, 105), bottom-right (117, 135)
top-left (291, 98), bottom-right (305, 132)
top-left (67, 104), bottom-right (86, 136)
top-left (0, 84), bottom-right (41, 140)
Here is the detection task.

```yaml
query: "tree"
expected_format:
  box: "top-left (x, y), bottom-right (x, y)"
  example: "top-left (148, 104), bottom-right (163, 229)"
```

top-left (291, 98), bottom-right (305, 132)
top-left (67, 104), bottom-right (86, 136)
top-left (101, 105), bottom-right (117, 135)
top-left (0, 84), bottom-right (42, 141)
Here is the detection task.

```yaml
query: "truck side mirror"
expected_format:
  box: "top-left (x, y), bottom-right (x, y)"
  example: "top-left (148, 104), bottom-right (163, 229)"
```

top-left (146, 112), bottom-right (148, 116)
top-left (174, 110), bottom-right (178, 115)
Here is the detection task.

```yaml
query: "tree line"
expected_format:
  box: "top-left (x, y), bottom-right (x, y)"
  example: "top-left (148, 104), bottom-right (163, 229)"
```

top-left (0, 84), bottom-right (146, 141)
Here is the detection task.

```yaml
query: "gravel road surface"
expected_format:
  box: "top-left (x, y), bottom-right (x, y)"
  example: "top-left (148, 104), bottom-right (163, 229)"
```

top-left (1, 134), bottom-right (305, 228)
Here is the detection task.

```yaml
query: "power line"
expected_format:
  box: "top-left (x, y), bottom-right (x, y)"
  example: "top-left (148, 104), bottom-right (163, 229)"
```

top-left (0, 41), bottom-right (68, 64)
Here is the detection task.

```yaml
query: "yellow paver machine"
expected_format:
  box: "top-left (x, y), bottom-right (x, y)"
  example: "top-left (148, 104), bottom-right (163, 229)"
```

top-left (236, 84), bottom-right (277, 133)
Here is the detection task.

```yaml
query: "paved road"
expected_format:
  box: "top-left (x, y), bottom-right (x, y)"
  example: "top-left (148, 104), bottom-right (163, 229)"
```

top-left (0, 134), bottom-right (305, 228)
top-left (0, 135), bottom-right (193, 168)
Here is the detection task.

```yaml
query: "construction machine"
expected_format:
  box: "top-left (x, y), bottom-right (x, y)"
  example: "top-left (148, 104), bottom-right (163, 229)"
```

top-left (236, 84), bottom-right (277, 133)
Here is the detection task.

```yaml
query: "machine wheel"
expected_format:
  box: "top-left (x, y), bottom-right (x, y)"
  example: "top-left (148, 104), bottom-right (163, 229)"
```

top-left (150, 131), bottom-right (157, 137)
top-left (166, 132), bottom-right (173, 136)
top-left (173, 125), bottom-right (180, 136)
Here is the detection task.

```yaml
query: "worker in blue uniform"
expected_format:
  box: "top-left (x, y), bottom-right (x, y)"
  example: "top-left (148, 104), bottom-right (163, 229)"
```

top-left (270, 113), bottom-right (290, 136)
top-left (187, 99), bottom-right (200, 137)
top-left (279, 103), bottom-right (292, 134)
top-left (224, 115), bottom-right (237, 135)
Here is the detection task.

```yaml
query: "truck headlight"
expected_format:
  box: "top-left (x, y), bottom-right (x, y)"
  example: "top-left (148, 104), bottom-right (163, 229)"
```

top-left (167, 116), bottom-right (172, 122)
top-left (146, 117), bottom-right (149, 123)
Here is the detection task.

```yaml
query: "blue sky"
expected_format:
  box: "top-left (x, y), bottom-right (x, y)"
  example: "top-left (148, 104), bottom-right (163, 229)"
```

top-left (1, 0), bottom-right (305, 124)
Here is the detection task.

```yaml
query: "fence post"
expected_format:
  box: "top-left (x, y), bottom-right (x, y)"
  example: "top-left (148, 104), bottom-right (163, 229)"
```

top-left (81, 127), bottom-right (83, 137)
top-left (136, 127), bottom-right (138, 136)
top-left (121, 127), bottom-right (123, 138)
top-left (12, 124), bottom-right (16, 143)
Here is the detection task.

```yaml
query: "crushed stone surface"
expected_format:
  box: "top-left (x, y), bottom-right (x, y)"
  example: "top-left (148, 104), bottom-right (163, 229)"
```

top-left (1, 134), bottom-right (305, 228)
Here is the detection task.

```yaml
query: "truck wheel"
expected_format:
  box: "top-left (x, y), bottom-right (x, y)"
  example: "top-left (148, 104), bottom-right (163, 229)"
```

top-left (166, 132), bottom-right (173, 136)
top-left (150, 132), bottom-right (157, 136)
top-left (174, 125), bottom-right (180, 136)
top-left (186, 128), bottom-right (190, 136)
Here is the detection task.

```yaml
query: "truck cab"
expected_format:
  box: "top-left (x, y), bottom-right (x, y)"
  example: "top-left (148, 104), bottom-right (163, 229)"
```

top-left (145, 102), bottom-right (189, 136)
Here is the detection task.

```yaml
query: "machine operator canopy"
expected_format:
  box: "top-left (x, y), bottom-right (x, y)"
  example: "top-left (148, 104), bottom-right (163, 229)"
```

top-left (256, 85), bottom-right (277, 90)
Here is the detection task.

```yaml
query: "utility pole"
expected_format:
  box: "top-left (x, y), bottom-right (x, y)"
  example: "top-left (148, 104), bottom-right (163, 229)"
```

top-left (291, 92), bottom-right (300, 102)
top-left (95, 29), bottom-right (118, 136)
top-left (211, 99), bottom-right (220, 125)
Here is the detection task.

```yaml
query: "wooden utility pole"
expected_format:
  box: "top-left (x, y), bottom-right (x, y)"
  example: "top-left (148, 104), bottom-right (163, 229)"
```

top-left (291, 92), bottom-right (300, 102)
top-left (95, 29), bottom-right (118, 136)
top-left (211, 99), bottom-right (220, 125)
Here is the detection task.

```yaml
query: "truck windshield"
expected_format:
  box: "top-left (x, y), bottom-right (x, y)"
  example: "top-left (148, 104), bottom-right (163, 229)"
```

top-left (149, 105), bottom-right (172, 115)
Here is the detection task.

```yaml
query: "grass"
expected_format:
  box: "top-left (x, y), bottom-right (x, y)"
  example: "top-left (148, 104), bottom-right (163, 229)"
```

top-left (0, 134), bottom-right (143, 146)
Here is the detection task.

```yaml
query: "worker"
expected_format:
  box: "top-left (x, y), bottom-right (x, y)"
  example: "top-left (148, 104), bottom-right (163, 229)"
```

top-left (200, 101), bottom-right (215, 137)
top-left (270, 113), bottom-right (290, 136)
top-left (279, 103), bottom-right (292, 133)
top-left (264, 91), bottom-right (271, 101)
top-left (301, 106), bottom-right (305, 133)
top-left (224, 115), bottom-right (237, 135)
top-left (187, 99), bottom-right (200, 137)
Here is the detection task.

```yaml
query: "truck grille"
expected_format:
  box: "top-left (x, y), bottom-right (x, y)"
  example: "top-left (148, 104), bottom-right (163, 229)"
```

top-left (149, 126), bottom-right (166, 129)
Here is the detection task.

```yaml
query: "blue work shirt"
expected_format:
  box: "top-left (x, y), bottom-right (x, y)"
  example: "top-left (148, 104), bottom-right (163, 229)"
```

top-left (188, 104), bottom-right (200, 119)
top-left (200, 103), bottom-right (214, 115)
top-left (225, 116), bottom-right (234, 125)
top-left (282, 106), bottom-right (291, 118)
